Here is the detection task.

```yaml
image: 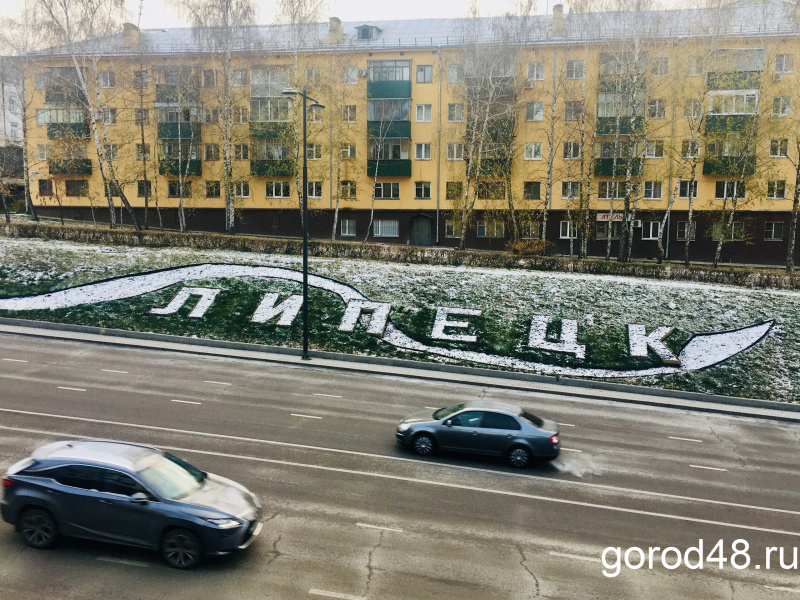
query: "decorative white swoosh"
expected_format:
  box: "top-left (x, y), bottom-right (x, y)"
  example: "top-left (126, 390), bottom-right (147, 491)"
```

top-left (0, 264), bottom-right (773, 378)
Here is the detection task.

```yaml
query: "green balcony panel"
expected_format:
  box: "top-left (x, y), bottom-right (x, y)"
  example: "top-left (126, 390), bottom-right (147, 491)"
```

top-left (705, 114), bottom-right (756, 133)
top-left (249, 122), bottom-right (293, 139)
top-left (157, 122), bottom-right (202, 140)
top-left (707, 71), bottom-right (761, 91)
top-left (367, 80), bottom-right (412, 99)
top-left (250, 160), bottom-right (295, 177)
top-left (367, 159), bottom-right (412, 177)
top-left (367, 120), bottom-right (411, 139)
top-left (155, 84), bottom-right (200, 103)
top-left (702, 155), bottom-right (756, 176)
top-left (593, 157), bottom-right (642, 177)
top-left (596, 117), bottom-right (642, 136)
top-left (48, 158), bottom-right (92, 175)
top-left (159, 159), bottom-right (202, 176)
top-left (47, 123), bottom-right (90, 140)
top-left (465, 158), bottom-right (511, 177)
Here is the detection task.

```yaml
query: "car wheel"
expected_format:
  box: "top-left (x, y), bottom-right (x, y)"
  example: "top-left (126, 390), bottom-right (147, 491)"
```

top-left (19, 508), bottom-right (58, 549)
top-left (508, 446), bottom-right (532, 469)
top-left (412, 433), bottom-right (435, 457)
top-left (161, 528), bottom-right (202, 569)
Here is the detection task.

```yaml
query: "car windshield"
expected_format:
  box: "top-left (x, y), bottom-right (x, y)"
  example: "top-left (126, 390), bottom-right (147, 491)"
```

top-left (137, 454), bottom-right (204, 500)
top-left (521, 411), bottom-right (544, 428)
top-left (433, 403), bottom-right (465, 420)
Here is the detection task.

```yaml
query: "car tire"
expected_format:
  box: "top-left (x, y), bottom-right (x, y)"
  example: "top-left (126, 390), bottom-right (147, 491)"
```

top-left (412, 433), bottom-right (435, 457)
top-left (507, 446), bottom-right (532, 469)
top-left (19, 508), bottom-right (58, 549)
top-left (161, 528), bottom-right (202, 569)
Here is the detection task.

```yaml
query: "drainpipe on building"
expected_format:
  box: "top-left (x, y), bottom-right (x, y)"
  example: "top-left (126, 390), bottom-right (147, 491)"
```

top-left (435, 46), bottom-right (442, 244)
top-left (665, 54), bottom-right (679, 260)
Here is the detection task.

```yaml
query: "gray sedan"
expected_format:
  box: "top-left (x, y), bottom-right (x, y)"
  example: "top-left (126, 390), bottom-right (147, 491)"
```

top-left (396, 400), bottom-right (560, 468)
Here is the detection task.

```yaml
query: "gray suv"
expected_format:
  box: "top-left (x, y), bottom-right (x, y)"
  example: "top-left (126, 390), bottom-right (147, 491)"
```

top-left (1, 440), bottom-right (263, 569)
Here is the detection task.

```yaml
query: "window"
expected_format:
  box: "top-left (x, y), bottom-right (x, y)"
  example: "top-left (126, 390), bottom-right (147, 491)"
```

top-left (341, 144), bottom-right (356, 160)
top-left (715, 180), bottom-right (744, 199)
top-left (36, 144), bottom-right (49, 161)
top-left (203, 144), bottom-right (219, 161)
top-left (415, 143), bottom-right (431, 160)
top-left (564, 101), bottom-right (583, 121)
top-left (681, 140), bottom-right (699, 158)
top-left (677, 221), bottom-right (696, 240)
top-left (477, 219), bottom-right (504, 238)
top-left (234, 144), bottom-right (248, 160)
top-left (205, 181), bottom-right (220, 198)
top-left (521, 220), bottom-right (541, 238)
top-left (416, 104), bottom-right (432, 122)
top-left (477, 181), bottom-right (504, 199)
top-left (65, 180), bottom-right (89, 196)
top-left (597, 222), bottom-right (621, 240)
top-left (342, 105), bottom-right (356, 123)
top-left (233, 106), bottom-right (248, 123)
top-left (133, 70), bottom-right (148, 89)
top-left (647, 99), bottom-right (666, 119)
top-left (367, 98), bottom-right (410, 121)
top-left (305, 67), bottom-right (320, 87)
top-left (525, 143), bottom-right (542, 160)
top-left (563, 141), bottom-right (580, 160)
top-left (770, 138), bottom-right (789, 157)
top-left (38, 179), bottom-right (53, 196)
top-left (708, 91), bottom-right (759, 116)
top-left (168, 180), bottom-right (191, 197)
top-left (8, 98), bottom-right (17, 113)
top-left (265, 181), bottom-right (291, 198)
top-left (562, 181), bottom-right (580, 199)
top-left (644, 181), bottom-right (662, 199)
top-left (646, 140), bottom-right (664, 158)
top-left (712, 221), bottom-right (744, 241)
top-left (340, 180), bottom-right (356, 199)
top-left (370, 141), bottom-right (402, 160)
top-left (203, 69), bottom-right (217, 88)
top-left (341, 219), bottom-right (356, 236)
top-left (132, 108), bottom-right (149, 126)
top-left (342, 66), bottom-right (357, 85)
top-left (53, 465), bottom-right (104, 489)
top-left (686, 56), bottom-right (703, 76)
top-left (203, 108), bottom-right (219, 124)
top-left (415, 181), bottom-right (431, 199)
top-left (683, 99), bottom-right (701, 119)
top-left (234, 181), bottom-right (249, 198)
top-left (374, 182), bottom-right (400, 199)
top-left (765, 221), bottom-right (784, 240)
top-left (448, 103), bottom-right (464, 122)
top-left (306, 144), bottom-right (321, 160)
top-left (448, 64), bottom-right (464, 83)
top-left (368, 60), bottom-right (410, 81)
top-left (767, 180), bottom-right (786, 199)
top-left (232, 69), bottom-right (247, 86)
top-left (137, 180), bottom-right (152, 197)
top-left (566, 60), bottom-right (584, 80)
top-left (598, 181), bottom-right (629, 199)
top-left (651, 57), bottom-right (669, 77)
top-left (445, 219), bottom-right (463, 237)
top-left (679, 180), bottom-right (698, 198)
top-left (416, 65), bottom-right (433, 83)
top-left (101, 108), bottom-right (116, 125)
top-left (374, 219), bottom-right (399, 237)
top-left (772, 96), bottom-right (792, 118)
top-left (526, 102), bottom-right (544, 122)
top-left (103, 144), bottom-right (118, 160)
top-left (776, 54), bottom-right (794, 74)
top-left (100, 70), bottom-right (115, 88)
top-left (523, 181), bottom-right (541, 200)
top-left (307, 181), bottom-right (322, 198)
top-left (527, 61), bottom-right (544, 82)
top-left (447, 143), bottom-right (464, 160)
top-left (560, 220), bottom-right (577, 239)
top-left (36, 108), bottom-right (85, 125)
top-left (642, 221), bottom-right (660, 240)
top-left (446, 182), bottom-right (463, 199)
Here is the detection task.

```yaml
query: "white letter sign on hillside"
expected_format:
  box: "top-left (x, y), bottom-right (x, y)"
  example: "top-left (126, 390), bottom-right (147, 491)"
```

top-left (339, 300), bottom-right (392, 336)
top-left (628, 324), bottom-right (681, 365)
top-left (528, 315), bottom-right (586, 359)
top-left (150, 286), bottom-right (221, 318)
top-left (251, 293), bottom-right (303, 326)
top-left (431, 307), bottom-right (482, 343)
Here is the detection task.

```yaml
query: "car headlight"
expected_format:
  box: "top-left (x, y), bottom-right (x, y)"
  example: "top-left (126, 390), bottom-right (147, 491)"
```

top-left (203, 518), bottom-right (240, 529)
top-left (398, 423), bottom-right (410, 432)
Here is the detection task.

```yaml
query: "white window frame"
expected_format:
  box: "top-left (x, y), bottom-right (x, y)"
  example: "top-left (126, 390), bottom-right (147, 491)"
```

top-left (560, 220), bottom-right (577, 239)
top-left (342, 105), bottom-right (356, 123)
top-left (708, 90), bottom-right (759, 116)
top-left (566, 60), bottom-right (584, 80)
top-left (562, 181), bottom-right (579, 199)
top-left (679, 180), bottom-right (698, 198)
top-left (447, 103), bottom-right (464, 122)
top-left (415, 181), bottom-right (431, 199)
top-left (232, 69), bottom-right (247, 87)
top-left (342, 66), bottom-right (357, 85)
top-left (103, 143), bottom-right (118, 160)
top-left (651, 57), bottom-right (669, 77)
top-left (767, 180), bottom-right (786, 199)
top-left (765, 221), bottom-right (784, 241)
top-left (770, 138), bottom-right (789, 157)
top-left (416, 64), bottom-right (433, 83)
top-left (101, 108), bottom-right (116, 125)
top-left (647, 99), bottom-right (666, 119)
top-left (448, 64), bottom-right (464, 84)
top-left (306, 144), bottom-right (321, 160)
top-left (415, 143), bottom-right (431, 160)
top-left (374, 219), bottom-right (399, 237)
top-left (526, 102), bottom-right (544, 122)
top-left (643, 181), bottom-right (662, 199)
top-left (477, 219), bottom-right (505, 238)
top-left (341, 218), bottom-right (356, 237)
top-left (645, 140), bottom-right (664, 158)
top-left (642, 221), bottom-right (660, 240)
top-left (525, 142), bottom-right (542, 161)
top-left (527, 61), bottom-right (545, 82)
top-left (773, 96), bottom-right (792, 118)
top-left (265, 181), bottom-right (291, 198)
top-left (340, 144), bottom-right (356, 160)
top-left (307, 181), bottom-right (322, 198)
top-left (677, 221), bottom-right (697, 241)
top-left (416, 104), bottom-right (432, 122)
top-left (776, 54), bottom-right (794, 74)
top-left (340, 180), bottom-right (356, 199)
top-left (563, 141), bottom-right (580, 160)
top-left (234, 144), bottom-right (249, 160)
top-left (447, 143), bottom-right (464, 160)
top-left (100, 70), bottom-right (115, 88)
top-left (445, 219), bottom-right (462, 238)
top-left (373, 182), bottom-right (400, 199)
top-left (234, 181), bottom-right (250, 198)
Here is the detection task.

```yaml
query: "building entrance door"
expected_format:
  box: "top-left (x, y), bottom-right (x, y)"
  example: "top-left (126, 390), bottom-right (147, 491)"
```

top-left (411, 216), bottom-right (432, 246)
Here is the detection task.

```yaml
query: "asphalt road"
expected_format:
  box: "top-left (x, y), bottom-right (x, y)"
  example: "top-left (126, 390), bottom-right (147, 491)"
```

top-left (1, 332), bottom-right (799, 599)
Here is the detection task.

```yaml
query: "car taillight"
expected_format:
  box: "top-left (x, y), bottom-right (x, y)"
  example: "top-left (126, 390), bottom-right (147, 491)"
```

top-left (1, 477), bottom-right (16, 488)
top-left (549, 435), bottom-right (559, 445)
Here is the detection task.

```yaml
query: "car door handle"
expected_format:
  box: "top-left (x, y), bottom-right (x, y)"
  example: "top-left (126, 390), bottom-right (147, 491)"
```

top-left (99, 499), bottom-right (114, 505)
top-left (46, 489), bottom-right (61, 495)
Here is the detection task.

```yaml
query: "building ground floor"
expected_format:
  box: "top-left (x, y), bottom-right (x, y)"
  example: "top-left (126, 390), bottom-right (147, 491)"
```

top-left (33, 204), bottom-right (800, 266)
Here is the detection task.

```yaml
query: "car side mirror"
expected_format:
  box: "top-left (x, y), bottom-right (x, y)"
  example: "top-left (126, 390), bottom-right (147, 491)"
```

top-left (445, 419), bottom-right (453, 427)
top-left (130, 492), bottom-right (149, 505)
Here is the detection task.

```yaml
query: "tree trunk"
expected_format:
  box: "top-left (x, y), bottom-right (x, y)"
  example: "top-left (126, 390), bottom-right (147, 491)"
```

top-left (0, 189), bottom-right (10, 223)
top-left (787, 159), bottom-right (800, 272)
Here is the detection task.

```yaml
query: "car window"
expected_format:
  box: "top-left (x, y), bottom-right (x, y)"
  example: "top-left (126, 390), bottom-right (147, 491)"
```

top-left (137, 455), bottom-right (202, 500)
top-left (450, 411), bottom-right (483, 427)
top-left (102, 469), bottom-right (146, 497)
top-left (481, 412), bottom-right (521, 430)
top-left (53, 466), bottom-right (104, 491)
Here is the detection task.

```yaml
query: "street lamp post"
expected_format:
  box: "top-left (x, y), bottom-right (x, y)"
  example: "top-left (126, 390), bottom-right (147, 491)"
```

top-left (282, 87), bottom-right (325, 361)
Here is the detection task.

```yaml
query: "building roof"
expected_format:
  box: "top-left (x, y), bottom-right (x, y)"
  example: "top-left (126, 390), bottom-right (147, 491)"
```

top-left (29, 0), bottom-right (800, 58)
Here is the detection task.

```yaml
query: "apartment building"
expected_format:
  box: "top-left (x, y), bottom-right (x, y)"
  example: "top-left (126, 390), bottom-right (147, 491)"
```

top-left (25, 0), bottom-right (800, 264)
top-left (1, 58), bottom-right (23, 147)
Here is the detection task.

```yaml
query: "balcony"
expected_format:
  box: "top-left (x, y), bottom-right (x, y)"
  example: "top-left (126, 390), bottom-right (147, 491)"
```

top-left (707, 71), bottom-right (761, 91)
top-left (45, 88), bottom-right (85, 104)
top-left (367, 120), bottom-right (411, 139)
top-left (250, 159), bottom-right (294, 177)
top-left (49, 158), bottom-right (92, 175)
top-left (597, 75), bottom-right (646, 93)
top-left (367, 80), bottom-right (412, 99)
top-left (155, 84), bottom-right (200, 103)
top-left (47, 123), bottom-right (90, 140)
top-left (367, 159), bottom-right (412, 177)
top-left (157, 122), bottom-right (202, 140)
top-left (250, 122), bottom-right (293, 139)
top-left (593, 157), bottom-right (643, 177)
top-left (705, 114), bottom-right (756, 133)
top-left (158, 159), bottom-right (202, 176)
top-left (596, 117), bottom-right (642, 136)
top-left (702, 155), bottom-right (756, 176)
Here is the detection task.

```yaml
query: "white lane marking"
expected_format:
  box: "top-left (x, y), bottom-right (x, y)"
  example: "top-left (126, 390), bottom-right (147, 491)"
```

top-left (309, 590), bottom-right (364, 600)
top-left (171, 399), bottom-right (202, 405)
top-left (2, 422), bottom-right (800, 539)
top-left (204, 381), bottom-right (232, 386)
top-left (424, 406), bottom-right (439, 410)
top-left (764, 586), bottom-right (800, 594)
top-left (57, 386), bottom-right (86, 392)
top-left (313, 393), bottom-right (342, 398)
top-left (2, 358), bottom-right (28, 363)
top-left (548, 551), bottom-right (601, 563)
top-left (101, 369), bottom-right (129, 374)
top-left (690, 464), bottom-right (728, 472)
top-left (96, 557), bottom-right (149, 567)
top-left (356, 522), bottom-right (403, 533)
top-left (291, 413), bottom-right (322, 420)
top-left (558, 423), bottom-right (575, 427)
top-left (668, 436), bottom-right (703, 443)
top-left (561, 448), bottom-right (583, 453)
top-left (1, 409), bottom-right (797, 519)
